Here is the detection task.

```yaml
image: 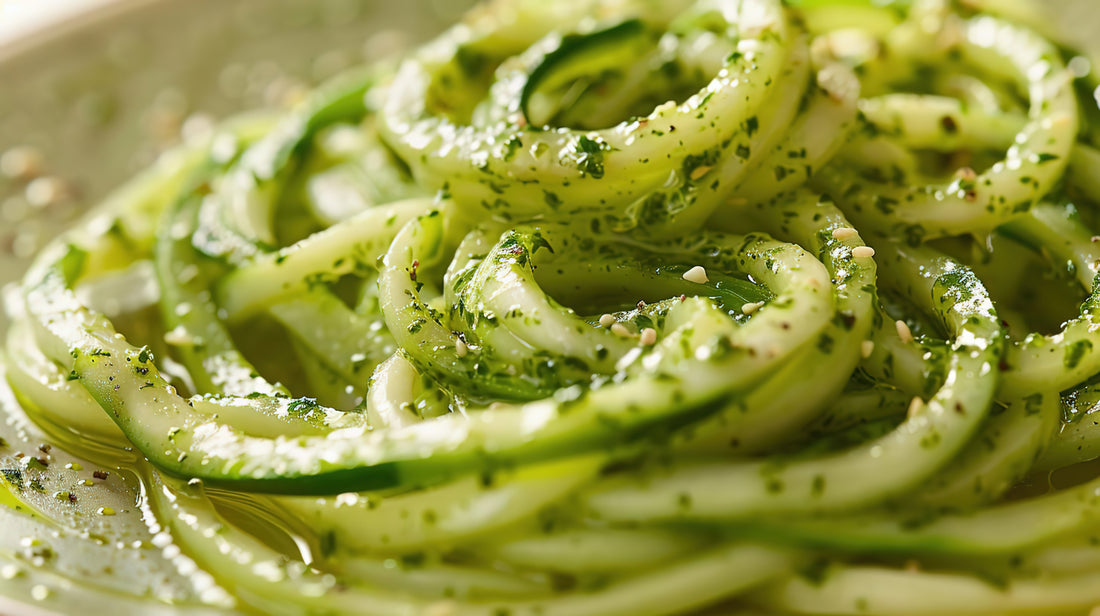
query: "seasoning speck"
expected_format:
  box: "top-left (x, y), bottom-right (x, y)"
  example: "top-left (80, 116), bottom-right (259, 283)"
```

top-left (741, 301), bottom-right (765, 315)
top-left (689, 166), bottom-right (712, 181)
top-left (861, 340), bottom-right (875, 358)
top-left (896, 319), bottom-right (914, 343)
top-left (907, 397), bottom-right (923, 419)
top-left (0, 146), bottom-right (43, 181)
top-left (24, 177), bottom-right (70, 208)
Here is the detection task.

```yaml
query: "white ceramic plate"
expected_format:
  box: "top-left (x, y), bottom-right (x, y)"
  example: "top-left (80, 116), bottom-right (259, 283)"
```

top-left (0, 1), bottom-right (1096, 614)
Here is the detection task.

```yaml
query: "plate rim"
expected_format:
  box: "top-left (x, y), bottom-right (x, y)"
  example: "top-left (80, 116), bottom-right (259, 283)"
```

top-left (0, 0), bottom-right (166, 63)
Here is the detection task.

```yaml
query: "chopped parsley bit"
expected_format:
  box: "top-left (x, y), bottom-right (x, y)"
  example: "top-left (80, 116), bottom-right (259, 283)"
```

top-left (573, 135), bottom-right (609, 179)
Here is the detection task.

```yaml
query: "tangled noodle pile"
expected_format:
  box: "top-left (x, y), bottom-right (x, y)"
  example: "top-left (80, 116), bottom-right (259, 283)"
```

top-left (5, 0), bottom-right (1100, 613)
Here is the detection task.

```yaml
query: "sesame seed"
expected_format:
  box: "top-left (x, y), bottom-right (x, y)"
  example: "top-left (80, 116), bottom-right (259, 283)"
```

top-left (180, 113), bottom-right (216, 145)
top-left (455, 337), bottom-right (468, 358)
top-left (163, 326), bottom-right (194, 347)
top-left (831, 227), bottom-right (858, 240)
top-left (907, 396), bottom-right (923, 419)
top-left (955, 166), bottom-right (977, 181)
top-left (741, 301), bottom-right (765, 315)
top-left (896, 319), bottom-right (914, 343)
top-left (0, 146), bottom-right (43, 181)
top-left (611, 323), bottom-right (633, 338)
top-left (426, 601), bottom-right (457, 616)
top-left (817, 64), bottom-right (858, 103)
top-left (860, 340), bottom-right (874, 358)
top-left (598, 314), bottom-right (616, 328)
top-left (683, 266), bottom-right (708, 284)
top-left (655, 100), bottom-right (677, 115)
top-left (24, 177), bottom-right (69, 208)
top-left (211, 133), bottom-right (239, 163)
top-left (851, 246), bottom-right (875, 258)
top-left (689, 165), bottom-right (712, 181)
top-left (639, 328), bottom-right (658, 345)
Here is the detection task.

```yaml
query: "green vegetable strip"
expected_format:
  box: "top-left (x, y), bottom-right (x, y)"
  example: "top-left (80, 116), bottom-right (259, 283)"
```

top-left (999, 201), bottom-right (1100, 396)
top-left (486, 528), bottom-right (708, 575)
top-left (194, 67), bottom-right (381, 259)
top-left (216, 197), bottom-right (432, 320)
top-left (448, 227), bottom-right (636, 378)
top-left (5, 0), bottom-right (1100, 614)
top-left (857, 94), bottom-right (1027, 152)
top-left (149, 470), bottom-right (796, 616)
top-left (3, 319), bottom-right (124, 442)
top-left (728, 473), bottom-right (1100, 558)
top-left (156, 190), bottom-right (285, 398)
top-left (585, 246), bottom-right (1001, 520)
top-left (819, 13), bottom-right (1078, 239)
top-left (732, 59), bottom-right (860, 205)
top-left (272, 455), bottom-right (601, 554)
top-left (327, 556), bottom-right (555, 600)
top-left (381, 0), bottom-right (791, 228)
top-left (683, 191), bottom-right (876, 451)
top-left (906, 392), bottom-right (1061, 508)
top-left (752, 564), bottom-right (1100, 615)
top-left (1070, 143), bottom-right (1100, 204)
top-left (269, 289), bottom-right (394, 386)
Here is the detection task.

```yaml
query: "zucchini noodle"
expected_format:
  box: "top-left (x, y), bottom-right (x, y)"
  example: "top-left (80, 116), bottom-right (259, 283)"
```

top-left (5, 0), bottom-right (1100, 614)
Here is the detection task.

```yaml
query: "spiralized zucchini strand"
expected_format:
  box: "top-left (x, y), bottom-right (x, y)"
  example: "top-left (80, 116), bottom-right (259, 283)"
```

top-left (4, 0), bottom-right (1100, 614)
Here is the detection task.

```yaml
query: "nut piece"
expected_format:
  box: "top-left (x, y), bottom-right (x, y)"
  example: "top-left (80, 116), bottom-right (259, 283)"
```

top-left (682, 266), bottom-right (709, 284)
